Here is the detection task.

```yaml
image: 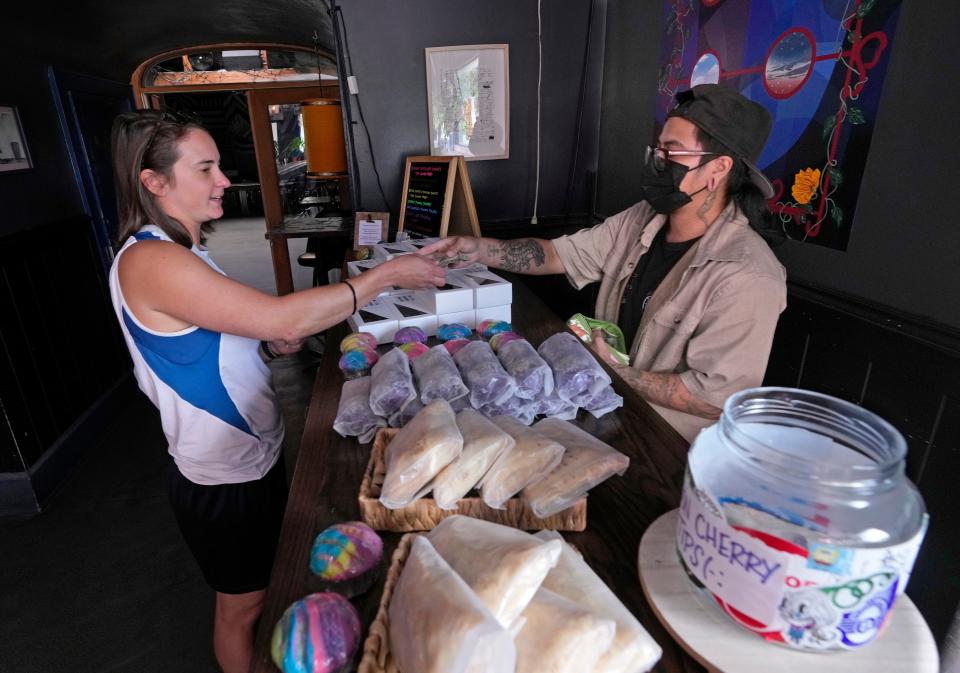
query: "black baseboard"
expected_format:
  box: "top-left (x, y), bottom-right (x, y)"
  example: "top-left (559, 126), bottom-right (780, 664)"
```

top-left (0, 372), bottom-right (134, 518)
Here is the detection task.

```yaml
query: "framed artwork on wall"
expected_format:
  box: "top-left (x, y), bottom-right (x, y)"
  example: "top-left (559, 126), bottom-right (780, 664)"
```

top-left (0, 105), bottom-right (33, 174)
top-left (425, 44), bottom-right (509, 161)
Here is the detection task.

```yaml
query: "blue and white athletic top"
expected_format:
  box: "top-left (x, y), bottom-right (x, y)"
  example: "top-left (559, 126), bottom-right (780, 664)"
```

top-left (109, 225), bottom-right (283, 485)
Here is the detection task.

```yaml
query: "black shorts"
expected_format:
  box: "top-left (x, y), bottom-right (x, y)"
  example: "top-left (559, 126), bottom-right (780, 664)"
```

top-left (165, 458), bottom-right (288, 594)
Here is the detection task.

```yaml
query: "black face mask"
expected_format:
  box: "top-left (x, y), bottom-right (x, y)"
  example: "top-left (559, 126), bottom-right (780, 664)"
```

top-left (637, 155), bottom-right (709, 214)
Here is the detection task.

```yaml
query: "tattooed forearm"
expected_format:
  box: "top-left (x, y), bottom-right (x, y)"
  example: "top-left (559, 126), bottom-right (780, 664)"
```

top-left (614, 366), bottom-right (720, 419)
top-left (486, 238), bottom-right (546, 272)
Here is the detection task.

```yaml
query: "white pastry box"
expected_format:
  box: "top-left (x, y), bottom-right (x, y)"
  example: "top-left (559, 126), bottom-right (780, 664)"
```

top-left (380, 291), bottom-right (439, 337)
top-left (424, 277), bottom-right (475, 314)
top-left (449, 265), bottom-right (513, 309)
top-left (346, 297), bottom-right (402, 344)
top-left (370, 241), bottom-right (418, 262)
top-left (475, 304), bottom-right (512, 325)
top-left (437, 309), bottom-right (477, 330)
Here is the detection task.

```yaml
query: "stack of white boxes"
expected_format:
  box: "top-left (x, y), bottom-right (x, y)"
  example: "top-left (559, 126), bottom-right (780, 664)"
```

top-left (346, 243), bottom-right (512, 343)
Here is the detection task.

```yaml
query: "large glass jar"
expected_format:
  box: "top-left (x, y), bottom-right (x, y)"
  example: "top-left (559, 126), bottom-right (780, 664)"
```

top-left (676, 387), bottom-right (927, 652)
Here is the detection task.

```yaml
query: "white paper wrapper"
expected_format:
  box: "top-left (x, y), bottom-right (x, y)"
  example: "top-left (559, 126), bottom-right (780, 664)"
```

top-left (427, 515), bottom-right (561, 629)
top-left (389, 536), bottom-right (516, 673)
top-left (432, 409), bottom-right (515, 509)
top-left (480, 416), bottom-right (565, 509)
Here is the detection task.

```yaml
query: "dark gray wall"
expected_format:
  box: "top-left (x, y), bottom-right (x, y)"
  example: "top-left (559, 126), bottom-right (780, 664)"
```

top-left (0, 54), bottom-right (84, 236)
top-left (596, 1), bottom-right (960, 331)
top-left (339, 0), bottom-right (606, 223)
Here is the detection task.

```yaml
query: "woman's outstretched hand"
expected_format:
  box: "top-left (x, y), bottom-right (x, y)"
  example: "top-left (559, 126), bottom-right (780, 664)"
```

top-left (383, 252), bottom-right (448, 289)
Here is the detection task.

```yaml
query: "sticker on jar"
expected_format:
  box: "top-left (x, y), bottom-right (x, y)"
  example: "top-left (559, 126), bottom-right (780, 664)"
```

top-left (676, 474), bottom-right (928, 650)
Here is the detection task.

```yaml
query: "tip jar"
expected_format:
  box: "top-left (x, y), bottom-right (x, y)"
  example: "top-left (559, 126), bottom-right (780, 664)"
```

top-left (677, 387), bottom-right (928, 652)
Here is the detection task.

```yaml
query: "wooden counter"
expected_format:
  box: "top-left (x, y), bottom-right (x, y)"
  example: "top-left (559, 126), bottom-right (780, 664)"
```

top-left (250, 274), bottom-right (703, 673)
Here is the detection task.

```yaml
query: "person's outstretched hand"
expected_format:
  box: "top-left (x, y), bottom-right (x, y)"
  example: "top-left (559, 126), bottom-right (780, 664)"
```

top-left (419, 236), bottom-right (481, 268)
top-left (383, 252), bottom-right (447, 289)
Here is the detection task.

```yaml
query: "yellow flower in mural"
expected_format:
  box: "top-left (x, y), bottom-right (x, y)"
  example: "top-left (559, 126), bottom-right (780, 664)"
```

top-left (792, 167), bottom-right (822, 205)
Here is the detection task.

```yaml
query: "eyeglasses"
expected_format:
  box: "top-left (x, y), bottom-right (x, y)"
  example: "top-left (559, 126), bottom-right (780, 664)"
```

top-left (141, 110), bottom-right (198, 169)
top-left (645, 144), bottom-right (719, 171)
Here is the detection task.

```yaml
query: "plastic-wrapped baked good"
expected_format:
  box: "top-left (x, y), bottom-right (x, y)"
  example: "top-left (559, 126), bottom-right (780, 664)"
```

top-left (309, 522), bottom-right (383, 597)
top-left (537, 332), bottom-right (612, 406)
top-left (340, 331), bottom-right (377, 353)
top-left (514, 588), bottom-right (617, 673)
top-left (497, 338), bottom-right (554, 399)
top-left (522, 418), bottom-right (630, 517)
top-left (411, 345), bottom-right (470, 405)
top-left (388, 536), bottom-right (516, 673)
top-left (582, 384), bottom-right (624, 418)
top-left (270, 592), bottom-right (361, 673)
top-left (432, 409), bottom-right (515, 509)
top-left (379, 400), bottom-right (462, 509)
top-left (387, 396), bottom-right (423, 429)
top-left (443, 338), bottom-right (472, 356)
top-left (398, 341), bottom-right (429, 360)
top-left (480, 416), bottom-right (565, 509)
top-left (478, 319), bottom-right (513, 340)
top-left (338, 349), bottom-right (379, 379)
top-left (332, 377), bottom-right (385, 443)
top-left (479, 394), bottom-right (537, 426)
top-left (453, 340), bottom-right (518, 408)
top-left (426, 515), bottom-right (561, 629)
top-left (535, 531), bottom-right (663, 673)
top-left (393, 326), bottom-right (427, 344)
top-left (532, 388), bottom-right (579, 420)
top-left (368, 347), bottom-right (417, 417)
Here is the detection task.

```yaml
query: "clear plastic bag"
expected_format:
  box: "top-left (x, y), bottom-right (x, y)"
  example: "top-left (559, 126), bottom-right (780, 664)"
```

top-left (333, 376), bottom-right (385, 443)
top-left (389, 535), bottom-right (516, 673)
top-left (535, 531), bottom-right (663, 673)
top-left (426, 515), bottom-right (562, 629)
top-left (522, 418), bottom-right (630, 517)
top-left (380, 400), bottom-right (462, 509)
top-left (537, 332), bottom-right (611, 406)
top-left (411, 345), bottom-right (470, 404)
top-left (453, 340), bottom-right (518, 407)
top-left (368, 347), bottom-right (417, 417)
top-left (582, 384), bottom-right (624, 419)
top-left (532, 388), bottom-right (579, 421)
top-left (432, 409), bottom-right (515, 509)
top-left (480, 416), bottom-right (565, 509)
top-left (479, 394), bottom-right (537, 426)
top-left (497, 338), bottom-right (554, 399)
top-left (387, 396), bottom-right (423, 429)
top-left (515, 588), bottom-right (616, 673)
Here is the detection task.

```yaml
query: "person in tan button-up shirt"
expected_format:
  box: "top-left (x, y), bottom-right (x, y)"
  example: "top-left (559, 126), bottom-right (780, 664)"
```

top-left (424, 85), bottom-right (786, 441)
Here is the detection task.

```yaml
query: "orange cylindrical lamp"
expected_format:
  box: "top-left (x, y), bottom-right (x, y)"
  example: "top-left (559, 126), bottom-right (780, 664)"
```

top-left (301, 98), bottom-right (348, 177)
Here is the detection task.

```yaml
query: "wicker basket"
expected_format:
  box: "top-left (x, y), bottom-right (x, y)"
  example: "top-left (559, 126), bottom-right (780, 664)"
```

top-left (358, 428), bottom-right (586, 532)
top-left (357, 533), bottom-right (417, 673)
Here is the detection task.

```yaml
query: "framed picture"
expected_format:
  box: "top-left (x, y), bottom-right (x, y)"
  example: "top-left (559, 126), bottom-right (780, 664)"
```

top-left (0, 105), bottom-right (32, 174)
top-left (425, 44), bottom-right (509, 161)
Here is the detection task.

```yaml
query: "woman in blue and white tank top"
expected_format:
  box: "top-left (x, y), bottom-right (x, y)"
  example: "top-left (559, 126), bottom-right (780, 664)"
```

top-left (108, 111), bottom-right (446, 673)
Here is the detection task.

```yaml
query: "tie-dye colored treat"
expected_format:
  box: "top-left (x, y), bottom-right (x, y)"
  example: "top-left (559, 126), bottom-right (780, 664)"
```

top-left (309, 522), bottom-right (383, 597)
top-left (270, 592), bottom-right (361, 673)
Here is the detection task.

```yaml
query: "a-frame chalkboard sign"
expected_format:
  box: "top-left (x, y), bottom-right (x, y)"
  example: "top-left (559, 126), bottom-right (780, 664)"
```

top-left (397, 155), bottom-right (481, 238)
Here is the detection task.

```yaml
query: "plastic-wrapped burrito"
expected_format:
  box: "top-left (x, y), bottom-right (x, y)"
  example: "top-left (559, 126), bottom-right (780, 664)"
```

top-left (537, 332), bottom-right (611, 406)
top-left (427, 516), bottom-right (561, 629)
top-left (368, 347), bottom-right (417, 417)
top-left (479, 394), bottom-right (537, 426)
top-left (532, 388), bottom-right (579, 421)
top-left (411, 345), bottom-right (470, 405)
top-left (332, 376), bottom-right (385, 443)
top-left (379, 400), bottom-right (462, 509)
top-left (389, 536), bottom-right (516, 673)
top-left (480, 416), bottom-right (565, 509)
top-left (514, 588), bottom-right (616, 673)
top-left (453, 340), bottom-right (518, 407)
top-left (497, 338), bottom-right (554, 399)
top-left (523, 418), bottom-right (630, 517)
top-left (387, 396), bottom-right (423, 429)
top-left (432, 409), bottom-right (515, 509)
top-left (535, 531), bottom-right (663, 673)
top-left (582, 384), bottom-right (624, 419)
